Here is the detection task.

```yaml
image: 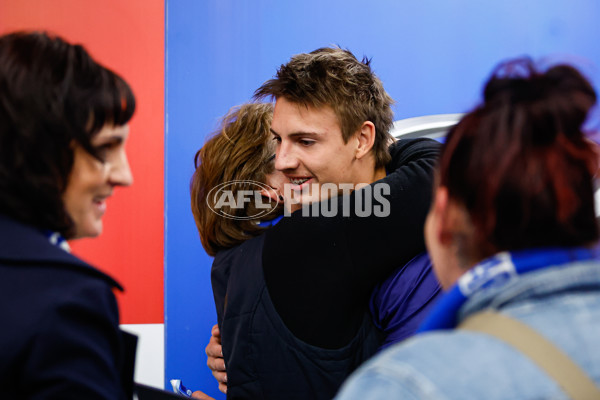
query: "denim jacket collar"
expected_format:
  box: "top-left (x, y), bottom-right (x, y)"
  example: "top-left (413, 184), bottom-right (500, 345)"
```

top-left (459, 260), bottom-right (600, 323)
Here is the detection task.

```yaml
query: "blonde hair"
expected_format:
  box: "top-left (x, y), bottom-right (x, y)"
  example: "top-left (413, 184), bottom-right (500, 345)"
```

top-left (255, 47), bottom-right (395, 168)
top-left (191, 103), bottom-right (280, 256)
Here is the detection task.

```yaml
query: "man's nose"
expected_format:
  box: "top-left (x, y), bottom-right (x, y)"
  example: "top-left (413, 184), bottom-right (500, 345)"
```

top-left (274, 142), bottom-right (299, 172)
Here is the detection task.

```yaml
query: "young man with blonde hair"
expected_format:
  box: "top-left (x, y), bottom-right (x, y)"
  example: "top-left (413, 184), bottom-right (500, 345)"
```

top-left (197, 47), bottom-right (441, 400)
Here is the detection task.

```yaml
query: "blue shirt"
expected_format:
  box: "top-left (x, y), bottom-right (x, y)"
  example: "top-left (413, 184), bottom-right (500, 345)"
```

top-left (369, 252), bottom-right (442, 349)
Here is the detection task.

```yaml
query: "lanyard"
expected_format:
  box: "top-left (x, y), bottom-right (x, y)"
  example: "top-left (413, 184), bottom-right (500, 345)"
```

top-left (257, 214), bottom-right (283, 228)
top-left (42, 230), bottom-right (71, 252)
top-left (417, 247), bottom-right (599, 333)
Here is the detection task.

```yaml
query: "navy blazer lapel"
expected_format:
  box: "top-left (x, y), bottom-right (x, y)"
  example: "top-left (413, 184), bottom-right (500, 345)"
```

top-left (0, 214), bottom-right (123, 290)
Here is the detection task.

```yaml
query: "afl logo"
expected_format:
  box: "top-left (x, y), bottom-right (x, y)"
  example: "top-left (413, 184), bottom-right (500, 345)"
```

top-left (207, 180), bottom-right (278, 220)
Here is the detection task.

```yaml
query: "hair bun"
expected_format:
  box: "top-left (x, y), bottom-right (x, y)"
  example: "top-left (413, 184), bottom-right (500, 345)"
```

top-left (483, 59), bottom-right (596, 145)
top-left (544, 65), bottom-right (597, 129)
top-left (483, 59), bottom-right (538, 104)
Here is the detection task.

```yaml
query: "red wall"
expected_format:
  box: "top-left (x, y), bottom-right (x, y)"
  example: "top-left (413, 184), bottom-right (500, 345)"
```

top-left (0, 0), bottom-right (165, 324)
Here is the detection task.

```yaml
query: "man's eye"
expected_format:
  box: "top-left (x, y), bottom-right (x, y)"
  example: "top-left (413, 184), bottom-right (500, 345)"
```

top-left (272, 136), bottom-right (281, 144)
top-left (299, 139), bottom-right (315, 146)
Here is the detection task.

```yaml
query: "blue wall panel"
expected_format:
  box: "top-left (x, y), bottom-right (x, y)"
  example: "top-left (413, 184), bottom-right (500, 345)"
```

top-left (165, 1), bottom-right (600, 397)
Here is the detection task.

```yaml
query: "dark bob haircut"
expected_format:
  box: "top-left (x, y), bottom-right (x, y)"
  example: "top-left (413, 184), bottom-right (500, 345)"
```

top-left (439, 58), bottom-right (598, 257)
top-left (0, 31), bottom-right (135, 238)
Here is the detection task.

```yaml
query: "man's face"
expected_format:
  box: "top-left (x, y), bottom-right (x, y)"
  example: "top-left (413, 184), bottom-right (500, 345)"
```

top-left (270, 97), bottom-right (361, 203)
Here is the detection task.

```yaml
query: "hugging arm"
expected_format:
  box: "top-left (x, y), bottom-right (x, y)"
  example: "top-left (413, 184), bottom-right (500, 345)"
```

top-left (263, 138), bottom-right (441, 348)
top-left (204, 324), bottom-right (228, 394)
top-left (348, 138), bottom-right (440, 285)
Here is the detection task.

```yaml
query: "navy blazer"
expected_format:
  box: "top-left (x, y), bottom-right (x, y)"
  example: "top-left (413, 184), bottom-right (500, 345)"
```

top-left (0, 215), bottom-right (136, 399)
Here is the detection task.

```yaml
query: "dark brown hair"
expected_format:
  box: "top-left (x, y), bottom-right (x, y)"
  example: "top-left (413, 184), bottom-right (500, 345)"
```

top-left (255, 47), bottom-right (395, 168)
top-left (191, 103), bottom-right (281, 256)
top-left (0, 31), bottom-right (135, 237)
top-left (439, 58), bottom-right (598, 258)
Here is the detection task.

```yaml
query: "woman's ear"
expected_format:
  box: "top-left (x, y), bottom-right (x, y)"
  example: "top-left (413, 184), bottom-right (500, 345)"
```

top-left (355, 121), bottom-right (376, 160)
top-left (434, 187), bottom-right (472, 242)
top-left (435, 187), bottom-right (473, 246)
top-left (428, 186), bottom-right (476, 287)
top-left (260, 188), bottom-right (283, 204)
top-left (431, 186), bottom-right (452, 245)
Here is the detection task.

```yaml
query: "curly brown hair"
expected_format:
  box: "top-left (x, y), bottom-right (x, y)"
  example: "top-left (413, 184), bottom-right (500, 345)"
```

top-left (191, 103), bottom-right (281, 256)
top-left (255, 47), bottom-right (395, 168)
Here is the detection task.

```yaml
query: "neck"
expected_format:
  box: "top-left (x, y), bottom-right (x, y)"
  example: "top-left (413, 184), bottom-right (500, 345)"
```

top-left (352, 155), bottom-right (386, 185)
top-left (372, 166), bottom-right (386, 182)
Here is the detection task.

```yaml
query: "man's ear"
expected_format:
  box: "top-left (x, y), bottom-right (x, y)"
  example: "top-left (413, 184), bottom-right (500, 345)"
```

top-left (355, 121), bottom-right (376, 160)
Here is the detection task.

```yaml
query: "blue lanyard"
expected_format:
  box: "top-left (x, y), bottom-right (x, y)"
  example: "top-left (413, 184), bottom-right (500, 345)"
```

top-left (42, 230), bottom-right (71, 252)
top-left (417, 247), bottom-right (599, 333)
top-left (257, 214), bottom-right (283, 228)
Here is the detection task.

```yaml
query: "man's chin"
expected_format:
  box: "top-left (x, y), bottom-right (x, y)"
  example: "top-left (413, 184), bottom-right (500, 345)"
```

top-left (283, 182), bottom-right (348, 211)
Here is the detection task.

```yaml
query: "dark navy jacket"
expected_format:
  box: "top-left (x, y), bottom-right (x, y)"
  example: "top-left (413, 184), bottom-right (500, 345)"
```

top-left (0, 215), bottom-right (136, 399)
top-left (211, 139), bottom-right (441, 399)
top-left (212, 234), bottom-right (381, 400)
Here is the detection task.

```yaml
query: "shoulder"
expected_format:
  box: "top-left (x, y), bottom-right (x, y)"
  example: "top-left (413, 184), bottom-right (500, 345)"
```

top-left (1, 259), bottom-right (121, 334)
top-left (0, 215), bottom-right (122, 290)
top-left (212, 234), bottom-right (266, 289)
top-left (387, 138), bottom-right (441, 169)
top-left (0, 218), bottom-right (128, 398)
top-left (371, 253), bottom-right (442, 343)
top-left (0, 215), bottom-right (122, 334)
top-left (382, 139), bottom-right (441, 188)
top-left (214, 234), bottom-right (265, 267)
top-left (0, 250), bottom-right (123, 396)
top-left (336, 330), bottom-right (561, 400)
top-left (1, 255), bottom-right (122, 321)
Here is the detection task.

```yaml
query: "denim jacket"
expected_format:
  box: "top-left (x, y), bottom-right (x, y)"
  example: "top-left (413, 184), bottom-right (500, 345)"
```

top-left (335, 260), bottom-right (600, 400)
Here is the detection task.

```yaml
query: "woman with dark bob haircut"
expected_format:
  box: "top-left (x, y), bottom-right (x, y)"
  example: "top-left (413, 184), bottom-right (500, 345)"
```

top-left (336, 59), bottom-right (600, 399)
top-left (0, 31), bottom-right (136, 399)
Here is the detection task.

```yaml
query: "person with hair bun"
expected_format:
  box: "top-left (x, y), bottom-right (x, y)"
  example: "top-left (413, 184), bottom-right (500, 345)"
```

top-left (0, 31), bottom-right (136, 399)
top-left (336, 59), bottom-right (600, 399)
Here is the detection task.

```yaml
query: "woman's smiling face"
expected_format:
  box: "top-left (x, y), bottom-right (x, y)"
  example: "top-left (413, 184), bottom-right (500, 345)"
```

top-left (62, 124), bottom-right (133, 239)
